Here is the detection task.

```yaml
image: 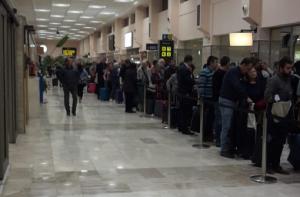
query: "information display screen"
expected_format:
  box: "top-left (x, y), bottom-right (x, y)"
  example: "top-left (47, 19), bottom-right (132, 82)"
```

top-left (62, 48), bottom-right (77, 57)
top-left (159, 40), bottom-right (174, 59)
top-left (124, 32), bottom-right (133, 48)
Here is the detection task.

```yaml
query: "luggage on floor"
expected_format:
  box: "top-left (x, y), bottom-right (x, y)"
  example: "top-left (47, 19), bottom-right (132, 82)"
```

top-left (146, 99), bottom-right (155, 115)
top-left (87, 83), bottom-right (96, 93)
top-left (154, 100), bottom-right (163, 118)
top-left (288, 134), bottom-right (300, 170)
top-left (52, 78), bottom-right (58, 87)
top-left (99, 88), bottom-right (110, 101)
top-left (190, 106), bottom-right (200, 132)
top-left (170, 106), bottom-right (178, 128)
top-left (115, 89), bottom-right (123, 104)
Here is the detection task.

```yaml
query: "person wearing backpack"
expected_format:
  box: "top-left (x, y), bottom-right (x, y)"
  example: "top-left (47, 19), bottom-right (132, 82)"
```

top-left (77, 63), bottom-right (89, 103)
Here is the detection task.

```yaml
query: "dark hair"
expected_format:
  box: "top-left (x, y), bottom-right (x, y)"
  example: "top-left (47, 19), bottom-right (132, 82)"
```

top-left (207, 56), bottom-right (218, 65)
top-left (278, 56), bottom-right (293, 68)
top-left (184, 55), bottom-right (193, 63)
top-left (241, 57), bottom-right (253, 66)
top-left (220, 56), bottom-right (230, 66)
top-left (251, 57), bottom-right (260, 67)
top-left (294, 61), bottom-right (300, 75)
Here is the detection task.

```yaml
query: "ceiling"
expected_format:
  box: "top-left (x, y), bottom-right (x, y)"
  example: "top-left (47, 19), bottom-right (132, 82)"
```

top-left (14, 0), bottom-right (148, 41)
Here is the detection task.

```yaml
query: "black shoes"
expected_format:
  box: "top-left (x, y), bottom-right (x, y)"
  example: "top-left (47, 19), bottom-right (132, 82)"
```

top-left (67, 111), bottom-right (70, 116)
top-left (272, 166), bottom-right (290, 175)
top-left (72, 111), bottom-right (76, 116)
top-left (220, 152), bottom-right (235, 159)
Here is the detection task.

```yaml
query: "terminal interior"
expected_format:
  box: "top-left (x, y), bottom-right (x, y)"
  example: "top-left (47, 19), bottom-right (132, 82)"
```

top-left (0, 0), bottom-right (300, 196)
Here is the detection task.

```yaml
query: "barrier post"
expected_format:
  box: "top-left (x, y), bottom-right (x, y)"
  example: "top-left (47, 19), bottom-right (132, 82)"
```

top-left (140, 84), bottom-right (148, 117)
top-left (250, 111), bottom-right (277, 184)
top-left (164, 91), bottom-right (171, 129)
top-left (192, 98), bottom-right (210, 149)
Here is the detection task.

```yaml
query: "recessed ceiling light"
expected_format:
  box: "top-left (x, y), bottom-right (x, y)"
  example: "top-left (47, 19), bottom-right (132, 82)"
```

top-left (49, 28), bottom-right (57, 30)
top-left (52, 3), bottom-right (70, 7)
top-left (80, 16), bottom-right (93, 19)
top-left (83, 27), bottom-right (96, 29)
top-left (51, 15), bottom-right (64, 18)
top-left (114, 0), bottom-right (134, 2)
top-left (64, 19), bottom-right (76, 22)
top-left (61, 26), bottom-right (71, 28)
top-left (70, 29), bottom-right (80, 31)
top-left (79, 31), bottom-right (89, 34)
top-left (99, 11), bottom-right (115, 15)
top-left (90, 20), bottom-right (103, 24)
top-left (36, 18), bottom-right (49, 21)
top-left (74, 35), bottom-right (83, 37)
top-left (88, 5), bottom-right (106, 9)
top-left (68, 10), bottom-right (83, 14)
top-left (75, 23), bottom-right (85, 26)
top-left (49, 22), bottom-right (61, 25)
top-left (35, 9), bottom-right (50, 12)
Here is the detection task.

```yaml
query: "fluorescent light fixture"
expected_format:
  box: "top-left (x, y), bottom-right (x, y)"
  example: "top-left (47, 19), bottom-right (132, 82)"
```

top-left (74, 35), bottom-right (83, 37)
top-left (75, 23), bottom-right (85, 26)
top-left (124, 32), bottom-right (133, 48)
top-left (80, 16), bottom-right (93, 19)
top-left (64, 19), bottom-right (76, 22)
top-left (89, 5), bottom-right (106, 9)
top-left (51, 15), bottom-right (64, 18)
top-left (99, 11), bottom-right (115, 15)
top-left (90, 20), bottom-right (103, 23)
top-left (36, 18), bottom-right (49, 21)
top-left (83, 26), bottom-right (96, 29)
top-left (61, 26), bottom-right (71, 28)
top-left (229, 33), bottom-right (253, 46)
top-left (37, 25), bottom-right (48, 27)
top-left (68, 10), bottom-right (83, 14)
top-left (52, 3), bottom-right (70, 7)
top-left (49, 28), bottom-right (57, 30)
top-left (35, 9), bottom-right (50, 12)
top-left (50, 22), bottom-right (61, 25)
top-left (114, 0), bottom-right (134, 2)
top-left (70, 29), bottom-right (80, 31)
top-left (79, 31), bottom-right (89, 34)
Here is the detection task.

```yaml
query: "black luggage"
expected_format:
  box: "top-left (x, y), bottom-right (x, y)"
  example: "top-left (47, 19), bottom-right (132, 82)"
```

top-left (288, 134), bottom-right (300, 170)
top-left (52, 78), bottom-right (58, 86)
top-left (190, 106), bottom-right (200, 132)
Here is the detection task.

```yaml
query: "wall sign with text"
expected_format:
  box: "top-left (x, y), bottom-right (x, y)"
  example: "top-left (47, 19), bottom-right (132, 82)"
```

top-left (159, 40), bottom-right (174, 59)
top-left (62, 48), bottom-right (77, 57)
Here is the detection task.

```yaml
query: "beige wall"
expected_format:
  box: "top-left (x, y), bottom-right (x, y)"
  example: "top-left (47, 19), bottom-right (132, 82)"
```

top-left (262, 0), bottom-right (300, 28)
top-left (38, 39), bottom-right (80, 57)
top-left (212, 0), bottom-right (249, 35)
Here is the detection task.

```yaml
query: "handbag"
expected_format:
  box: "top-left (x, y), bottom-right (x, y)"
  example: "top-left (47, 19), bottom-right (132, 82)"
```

top-left (247, 103), bottom-right (257, 130)
top-left (271, 100), bottom-right (292, 123)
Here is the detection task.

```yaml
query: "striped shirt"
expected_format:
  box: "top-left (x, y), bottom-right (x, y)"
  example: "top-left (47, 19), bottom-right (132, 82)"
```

top-left (198, 67), bottom-right (214, 99)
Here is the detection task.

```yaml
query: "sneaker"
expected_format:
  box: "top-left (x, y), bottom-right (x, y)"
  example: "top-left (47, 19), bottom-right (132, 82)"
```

top-left (72, 112), bottom-right (76, 116)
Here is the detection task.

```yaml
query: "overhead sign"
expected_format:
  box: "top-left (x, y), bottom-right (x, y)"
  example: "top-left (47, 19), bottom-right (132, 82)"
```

top-left (62, 48), bottom-right (77, 57)
top-left (146, 43), bottom-right (158, 51)
top-left (159, 40), bottom-right (174, 59)
top-left (162, 34), bottom-right (173, 41)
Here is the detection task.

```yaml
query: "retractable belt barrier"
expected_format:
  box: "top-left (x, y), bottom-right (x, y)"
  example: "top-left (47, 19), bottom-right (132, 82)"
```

top-left (138, 88), bottom-right (300, 184)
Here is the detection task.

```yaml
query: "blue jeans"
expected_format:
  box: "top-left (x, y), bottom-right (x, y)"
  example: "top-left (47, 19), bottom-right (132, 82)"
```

top-left (219, 97), bottom-right (236, 153)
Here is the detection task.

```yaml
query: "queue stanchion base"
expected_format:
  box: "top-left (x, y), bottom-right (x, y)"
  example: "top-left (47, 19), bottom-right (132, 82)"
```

top-left (250, 175), bottom-right (277, 184)
top-left (192, 144), bottom-right (210, 149)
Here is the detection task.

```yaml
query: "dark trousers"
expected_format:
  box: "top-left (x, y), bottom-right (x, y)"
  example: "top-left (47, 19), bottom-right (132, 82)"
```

top-left (63, 87), bottom-right (78, 114)
top-left (178, 97), bottom-right (193, 132)
top-left (203, 100), bottom-right (215, 142)
top-left (125, 92), bottom-right (135, 112)
top-left (77, 84), bottom-right (85, 99)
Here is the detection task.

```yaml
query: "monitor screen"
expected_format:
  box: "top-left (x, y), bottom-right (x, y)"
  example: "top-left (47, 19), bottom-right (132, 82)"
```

top-left (124, 32), bottom-right (133, 48)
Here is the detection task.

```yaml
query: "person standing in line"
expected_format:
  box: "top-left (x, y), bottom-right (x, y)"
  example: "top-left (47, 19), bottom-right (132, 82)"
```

top-left (96, 58), bottom-right (107, 91)
top-left (177, 55), bottom-right (195, 135)
top-left (123, 62), bottom-right (138, 113)
top-left (212, 56), bottom-right (230, 147)
top-left (61, 58), bottom-right (80, 116)
top-left (219, 57), bottom-right (253, 158)
top-left (77, 63), bottom-right (89, 103)
top-left (264, 57), bottom-right (294, 174)
top-left (198, 56), bottom-right (219, 142)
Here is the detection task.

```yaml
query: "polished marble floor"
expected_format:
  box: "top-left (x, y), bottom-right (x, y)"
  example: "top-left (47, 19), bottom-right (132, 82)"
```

top-left (1, 88), bottom-right (300, 197)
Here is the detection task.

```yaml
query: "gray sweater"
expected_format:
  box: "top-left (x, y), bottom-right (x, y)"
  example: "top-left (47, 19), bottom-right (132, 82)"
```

top-left (264, 73), bottom-right (293, 103)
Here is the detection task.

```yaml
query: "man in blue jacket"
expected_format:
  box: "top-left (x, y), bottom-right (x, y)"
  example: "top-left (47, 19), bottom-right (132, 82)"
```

top-left (219, 57), bottom-right (253, 158)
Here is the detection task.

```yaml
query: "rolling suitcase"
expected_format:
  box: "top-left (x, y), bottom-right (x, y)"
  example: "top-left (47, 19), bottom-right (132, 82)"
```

top-left (99, 88), bottom-right (109, 101)
top-left (115, 89), bottom-right (123, 104)
top-left (87, 83), bottom-right (96, 93)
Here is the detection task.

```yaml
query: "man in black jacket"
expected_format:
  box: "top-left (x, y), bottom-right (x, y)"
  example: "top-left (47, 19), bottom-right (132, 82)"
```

top-left (61, 58), bottom-right (79, 116)
top-left (177, 55), bottom-right (195, 135)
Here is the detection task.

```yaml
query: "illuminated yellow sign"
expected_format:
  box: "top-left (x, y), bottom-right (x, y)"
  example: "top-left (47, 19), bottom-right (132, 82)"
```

top-left (62, 48), bottom-right (77, 57)
top-left (159, 40), bottom-right (174, 59)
